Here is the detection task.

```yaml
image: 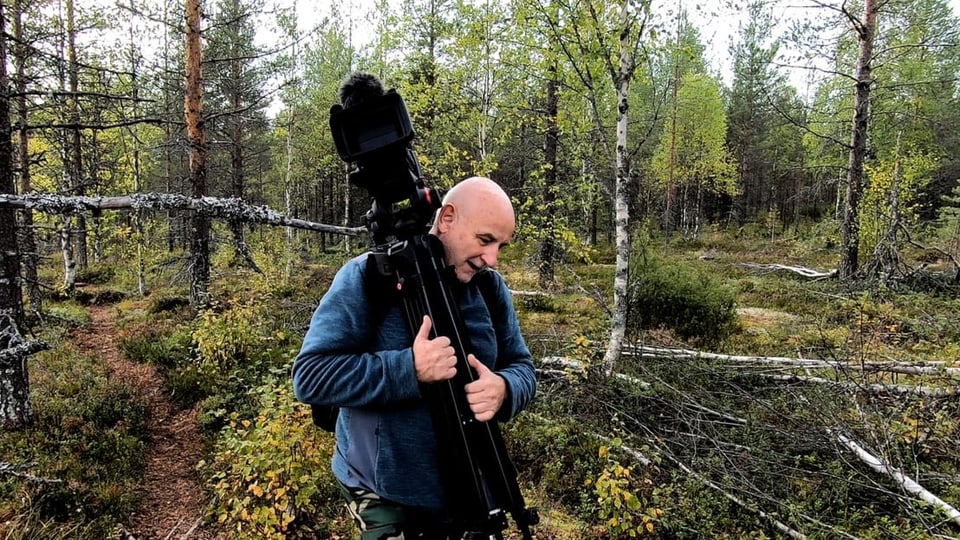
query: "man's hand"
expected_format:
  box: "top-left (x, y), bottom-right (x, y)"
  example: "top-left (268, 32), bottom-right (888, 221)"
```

top-left (465, 354), bottom-right (506, 422)
top-left (412, 315), bottom-right (457, 383)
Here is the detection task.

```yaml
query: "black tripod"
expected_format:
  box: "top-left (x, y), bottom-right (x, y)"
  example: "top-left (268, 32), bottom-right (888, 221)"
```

top-left (368, 234), bottom-right (538, 540)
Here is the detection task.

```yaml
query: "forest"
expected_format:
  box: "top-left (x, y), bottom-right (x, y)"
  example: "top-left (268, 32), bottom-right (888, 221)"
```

top-left (1, 0), bottom-right (960, 538)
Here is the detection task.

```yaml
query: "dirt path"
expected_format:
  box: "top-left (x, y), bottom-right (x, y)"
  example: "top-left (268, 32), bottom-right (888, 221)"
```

top-left (71, 305), bottom-right (221, 540)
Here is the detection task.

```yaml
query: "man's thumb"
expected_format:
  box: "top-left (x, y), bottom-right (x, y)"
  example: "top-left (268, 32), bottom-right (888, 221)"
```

top-left (415, 315), bottom-right (432, 340)
top-left (467, 354), bottom-right (489, 374)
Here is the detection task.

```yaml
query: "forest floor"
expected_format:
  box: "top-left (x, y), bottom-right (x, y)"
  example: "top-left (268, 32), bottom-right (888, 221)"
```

top-left (70, 304), bottom-right (221, 540)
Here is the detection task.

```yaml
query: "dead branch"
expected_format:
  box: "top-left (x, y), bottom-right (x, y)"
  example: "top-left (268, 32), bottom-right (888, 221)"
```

top-left (832, 430), bottom-right (960, 528)
top-left (0, 193), bottom-right (367, 237)
top-left (540, 356), bottom-right (651, 389)
top-left (626, 345), bottom-right (960, 378)
top-left (736, 263), bottom-right (836, 279)
top-left (0, 340), bottom-right (50, 366)
top-left (528, 410), bottom-right (808, 538)
top-left (509, 289), bottom-right (551, 298)
top-left (0, 461), bottom-right (63, 484)
top-left (763, 374), bottom-right (957, 397)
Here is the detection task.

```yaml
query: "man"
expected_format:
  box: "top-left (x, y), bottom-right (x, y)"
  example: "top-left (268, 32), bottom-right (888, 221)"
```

top-left (292, 176), bottom-right (537, 539)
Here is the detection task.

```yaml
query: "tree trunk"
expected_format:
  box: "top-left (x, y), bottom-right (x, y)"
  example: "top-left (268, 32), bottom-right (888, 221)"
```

top-left (185, 0), bottom-right (210, 306)
top-left (0, 0), bottom-right (29, 429)
top-left (66, 0), bottom-right (87, 271)
top-left (664, 15), bottom-right (680, 244)
top-left (839, 0), bottom-right (878, 280)
top-left (283, 7), bottom-right (297, 280)
top-left (127, 24), bottom-right (147, 296)
top-left (12, 0), bottom-right (39, 314)
top-left (601, 2), bottom-right (635, 377)
top-left (227, 47), bottom-right (260, 274)
top-left (538, 59), bottom-right (559, 290)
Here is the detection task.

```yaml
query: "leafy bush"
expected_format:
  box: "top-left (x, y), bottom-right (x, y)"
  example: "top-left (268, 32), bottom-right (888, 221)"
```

top-left (191, 298), bottom-right (295, 377)
top-left (201, 377), bottom-right (345, 539)
top-left (75, 264), bottom-right (117, 284)
top-left (590, 440), bottom-right (662, 538)
top-left (627, 256), bottom-right (738, 346)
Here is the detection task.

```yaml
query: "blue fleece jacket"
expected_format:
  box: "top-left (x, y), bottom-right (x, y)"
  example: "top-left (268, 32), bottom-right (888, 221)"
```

top-left (292, 253), bottom-right (537, 512)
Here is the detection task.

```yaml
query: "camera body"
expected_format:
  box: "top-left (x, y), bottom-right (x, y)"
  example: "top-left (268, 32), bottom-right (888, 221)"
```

top-left (329, 77), bottom-right (439, 246)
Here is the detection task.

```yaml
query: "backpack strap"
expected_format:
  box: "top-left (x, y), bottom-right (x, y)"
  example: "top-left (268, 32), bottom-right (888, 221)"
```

top-left (365, 251), bottom-right (401, 327)
top-left (472, 269), bottom-right (501, 328)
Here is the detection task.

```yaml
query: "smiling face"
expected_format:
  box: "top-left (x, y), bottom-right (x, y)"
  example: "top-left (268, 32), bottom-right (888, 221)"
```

top-left (431, 177), bottom-right (515, 283)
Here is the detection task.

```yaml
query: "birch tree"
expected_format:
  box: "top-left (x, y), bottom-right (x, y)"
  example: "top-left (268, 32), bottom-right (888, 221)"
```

top-left (601, 1), bottom-right (640, 375)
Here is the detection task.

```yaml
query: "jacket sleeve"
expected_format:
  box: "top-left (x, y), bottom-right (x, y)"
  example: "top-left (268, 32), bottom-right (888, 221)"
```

top-left (291, 258), bottom-right (422, 408)
top-left (488, 272), bottom-right (537, 421)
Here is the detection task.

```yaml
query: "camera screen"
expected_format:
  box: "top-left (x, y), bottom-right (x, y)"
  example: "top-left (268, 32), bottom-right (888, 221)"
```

top-left (348, 117), bottom-right (405, 155)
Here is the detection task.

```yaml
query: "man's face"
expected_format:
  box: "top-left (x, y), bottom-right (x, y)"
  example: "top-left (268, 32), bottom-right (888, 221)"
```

top-left (436, 201), bottom-right (515, 283)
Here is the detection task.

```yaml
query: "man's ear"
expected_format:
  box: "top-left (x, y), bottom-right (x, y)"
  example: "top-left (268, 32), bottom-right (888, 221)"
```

top-left (436, 203), bottom-right (456, 233)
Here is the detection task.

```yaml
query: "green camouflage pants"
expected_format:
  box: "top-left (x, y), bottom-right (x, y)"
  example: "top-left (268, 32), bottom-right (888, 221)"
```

top-left (338, 482), bottom-right (462, 540)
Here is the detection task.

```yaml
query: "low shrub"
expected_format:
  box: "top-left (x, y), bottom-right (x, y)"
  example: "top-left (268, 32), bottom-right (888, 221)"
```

top-left (200, 377), bottom-right (346, 539)
top-left (504, 412), bottom-right (604, 519)
top-left (627, 256), bottom-right (738, 346)
top-left (0, 346), bottom-right (149, 539)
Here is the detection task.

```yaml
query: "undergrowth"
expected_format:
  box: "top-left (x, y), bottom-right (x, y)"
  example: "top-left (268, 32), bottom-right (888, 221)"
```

top-left (6, 226), bottom-right (960, 539)
top-left (0, 329), bottom-right (149, 539)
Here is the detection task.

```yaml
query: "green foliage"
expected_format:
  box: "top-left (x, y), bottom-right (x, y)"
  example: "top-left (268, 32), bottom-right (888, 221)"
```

top-left (74, 264), bottom-right (116, 284)
top-left (651, 72), bottom-right (736, 198)
top-left (117, 320), bottom-right (201, 406)
top-left (860, 151), bottom-right (937, 252)
top-left (0, 345), bottom-right (149, 539)
top-left (627, 255), bottom-right (739, 346)
top-left (201, 377), bottom-right (344, 539)
top-left (44, 302), bottom-right (92, 329)
top-left (191, 296), bottom-right (298, 384)
top-left (590, 441), bottom-right (662, 538)
top-left (504, 411), bottom-right (604, 519)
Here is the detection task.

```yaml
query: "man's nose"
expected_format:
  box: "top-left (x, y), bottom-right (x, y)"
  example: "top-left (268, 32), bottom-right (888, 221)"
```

top-left (482, 246), bottom-right (499, 268)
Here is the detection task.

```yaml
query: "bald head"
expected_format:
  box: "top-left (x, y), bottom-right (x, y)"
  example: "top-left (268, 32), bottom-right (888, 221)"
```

top-left (431, 176), bottom-right (515, 282)
top-left (442, 176), bottom-right (513, 215)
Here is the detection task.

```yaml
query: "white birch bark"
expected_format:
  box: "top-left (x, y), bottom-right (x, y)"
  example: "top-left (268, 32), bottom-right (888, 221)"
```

top-left (833, 431), bottom-right (960, 527)
top-left (601, 1), bottom-right (635, 377)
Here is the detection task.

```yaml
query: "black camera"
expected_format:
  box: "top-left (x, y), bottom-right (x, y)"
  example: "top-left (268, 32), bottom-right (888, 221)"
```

top-left (329, 73), bottom-right (440, 246)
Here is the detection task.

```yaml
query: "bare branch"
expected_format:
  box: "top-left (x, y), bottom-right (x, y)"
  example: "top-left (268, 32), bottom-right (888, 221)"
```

top-left (0, 193), bottom-right (367, 237)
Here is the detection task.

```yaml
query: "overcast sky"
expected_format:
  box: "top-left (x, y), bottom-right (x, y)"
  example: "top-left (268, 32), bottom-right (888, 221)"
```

top-left (282, 0), bottom-right (960, 98)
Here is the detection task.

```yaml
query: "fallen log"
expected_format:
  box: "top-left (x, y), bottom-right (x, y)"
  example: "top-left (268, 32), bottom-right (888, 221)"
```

top-left (736, 263), bottom-right (836, 279)
top-left (0, 193), bottom-right (367, 237)
top-left (832, 430), bottom-right (960, 528)
top-left (626, 345), bottom-right (960, 378)
top-left (763, 374), bottom-right (957, 397)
